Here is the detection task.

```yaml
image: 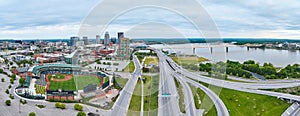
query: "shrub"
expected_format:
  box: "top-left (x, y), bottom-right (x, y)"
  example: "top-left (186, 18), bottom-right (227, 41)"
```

top-left (5, 100), bottom-right (11, 106)
top-left (55, 102), bottom-right (66, 109)
top-left (35, 104), bottom-right (46, 109)
top-left (96, 61), bottom-right (101, 64)
top-left (60, 103), bottom-right (66, 109)
top-left (29, 112), bottom-right (36, 116)
top-left (55, 102), bottom-right (60, 108)
top-left (77, 111), bottom-right (86, 116)
top-left (74, 103), bottom-right (83, 111)
top-left (20, 99), bottom-right (27, 104)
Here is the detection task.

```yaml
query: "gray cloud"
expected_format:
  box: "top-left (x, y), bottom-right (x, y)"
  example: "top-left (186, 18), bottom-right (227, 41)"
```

top-left (1, 0), bottom-right (300, 39)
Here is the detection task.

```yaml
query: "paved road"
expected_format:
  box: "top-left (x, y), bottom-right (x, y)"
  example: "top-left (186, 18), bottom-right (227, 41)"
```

top-left (158, 55), bottom-right (181, 116)
top-left (1, 72), bottom-right (111, 116)
top-left (282, 102), bottom-right (300, 116)
top-left (173, 73), bottom-right (198, 116)
top-left (227, 75), bottom-right (300, 83)
top-left (157, 51), bottom-right (229, 116)
top-left (156, 49), bottom-right (300, 116)
top-left (111, 55), bottom-right (141, 116)
top-left (184, 76), bottom-right (229, 116)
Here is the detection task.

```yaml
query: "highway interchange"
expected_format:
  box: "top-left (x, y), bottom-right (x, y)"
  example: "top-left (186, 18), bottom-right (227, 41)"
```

top-left (156, 49), bottom-right (300, 116)
top-left (2, 50), bottom-right (300, 116)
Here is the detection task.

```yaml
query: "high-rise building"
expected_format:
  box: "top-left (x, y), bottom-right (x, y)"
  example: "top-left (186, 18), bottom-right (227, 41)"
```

top-left (96, 35), bottom-right (100, 44)
top-left (118, 37), bottom-right (130, 60)
top-left (76, 41), bottom-right (85, 47)
top-left (70, 36), bottom-right (80, 46)
top-left (104, 32), bottom-right (110, 46)
top-left (83, 36), bottom-right (88, 45)
top-left (117, 32), bottom-right (124, 44)
top-left (111, 37), bottom-right (117, 44)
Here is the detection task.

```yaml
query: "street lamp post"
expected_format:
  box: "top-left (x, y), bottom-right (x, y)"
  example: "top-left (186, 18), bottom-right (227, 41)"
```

top-left (19, 99), bottom-right (21, 113)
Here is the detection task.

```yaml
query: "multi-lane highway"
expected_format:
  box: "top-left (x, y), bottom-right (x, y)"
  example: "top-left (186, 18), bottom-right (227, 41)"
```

top-left (183, 75), bottom-right (229, 116)
top-left (155, 49), bottom-right (300, 116)
top-left (157, 50), bottom-right (229, 116)
top-left (111, 55), bottom-right (141, 116)
top-left (173, 73), bottom-right (198, 116)
top-left (158, 57), bottom-right (181, 116)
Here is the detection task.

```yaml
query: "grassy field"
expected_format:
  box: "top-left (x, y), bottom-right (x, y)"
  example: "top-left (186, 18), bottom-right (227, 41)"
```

top-left (189, 84), bottom-right (217, 116)
top-left (218, 87), bottom-right (290, 116)
top-left (114, 77), bottom-right (128, 88)
top-left (174, 78), bottom-right (186, 113)
top-left (74, 75), bottom-right (101, 90)
top-left (48, 76), bottom-right (76, 91)
top-left (143, 75), bottom-right (159, 116)
top-left (144, 57), bottom-right (159, 66)
top-left (124, 61), bottom-right (135, 73)
top-left (127, 79), bottom-right (142, 116)
top-left (171, 56), bottom-right (208, 65)
top-left (197, 82), bottom-right (291, 116)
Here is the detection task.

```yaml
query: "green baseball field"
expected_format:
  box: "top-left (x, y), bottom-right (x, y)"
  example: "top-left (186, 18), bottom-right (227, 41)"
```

top-left (48, 75), bottom-right (102, 91)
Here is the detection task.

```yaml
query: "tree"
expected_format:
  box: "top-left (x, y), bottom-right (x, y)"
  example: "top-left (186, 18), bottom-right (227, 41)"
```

top-left (8, 85), bottom-right (11, 89)
top-left (5, 89), bottom-right (9, 94)
top-left (5, 100), bottom-right (11, 106)
top-left (10, 78), bottom-right (14, 84)
top-left (29, 112), bottom-right (36, 116)
top-left (77, 111), bottom-right (86, 116)
top-left (1, 78), bottom-right (4, 82)
top-left (11, 74), bottom-right (16, 80)
top-left (9, 94), bottom-right (14, 99)
top-left (19, 78), bottom-right (26, 86)
top-left (74, 104), bottom-right (83, 111)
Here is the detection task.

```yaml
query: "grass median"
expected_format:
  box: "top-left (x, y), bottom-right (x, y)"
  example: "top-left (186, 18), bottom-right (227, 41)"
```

top-left (127, 79), bottom-right (142, 116)
top-left (143, 75), bottom-right (159, 116)
top-left (174, 78), bottom-right (186, 113)
top-left (189, 84), bottom-right (217, 116)
top-left (124, 61), bottom-right (135, 73)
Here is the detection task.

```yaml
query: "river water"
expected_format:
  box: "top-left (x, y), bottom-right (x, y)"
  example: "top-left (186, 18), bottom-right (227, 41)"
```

top-left (150, 43), bottom-right (300, 67)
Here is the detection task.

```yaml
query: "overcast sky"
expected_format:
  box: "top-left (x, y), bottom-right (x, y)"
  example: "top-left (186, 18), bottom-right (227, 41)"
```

top-left (0, 0), bottom-right (300, 39)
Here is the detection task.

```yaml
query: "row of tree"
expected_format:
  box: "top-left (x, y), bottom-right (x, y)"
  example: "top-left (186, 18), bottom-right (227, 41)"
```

top-left (199, 60), bottom-right (300, 79)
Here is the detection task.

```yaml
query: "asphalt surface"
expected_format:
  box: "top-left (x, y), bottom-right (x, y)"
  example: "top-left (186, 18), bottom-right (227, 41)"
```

top-left (156, 50), bottom-right (229, 116)
top-left (111, 55), bottom-right (141, 116)
top-left (173, 73), bottom-right (198, 116)
top-left (155, 49), bottom-right (300, 116)
top-left (158, 56), bottom-right (181, 116)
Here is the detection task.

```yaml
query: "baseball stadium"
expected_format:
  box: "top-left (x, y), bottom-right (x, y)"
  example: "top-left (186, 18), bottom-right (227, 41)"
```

top-left (16, 64), bottom-right (112, 102)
